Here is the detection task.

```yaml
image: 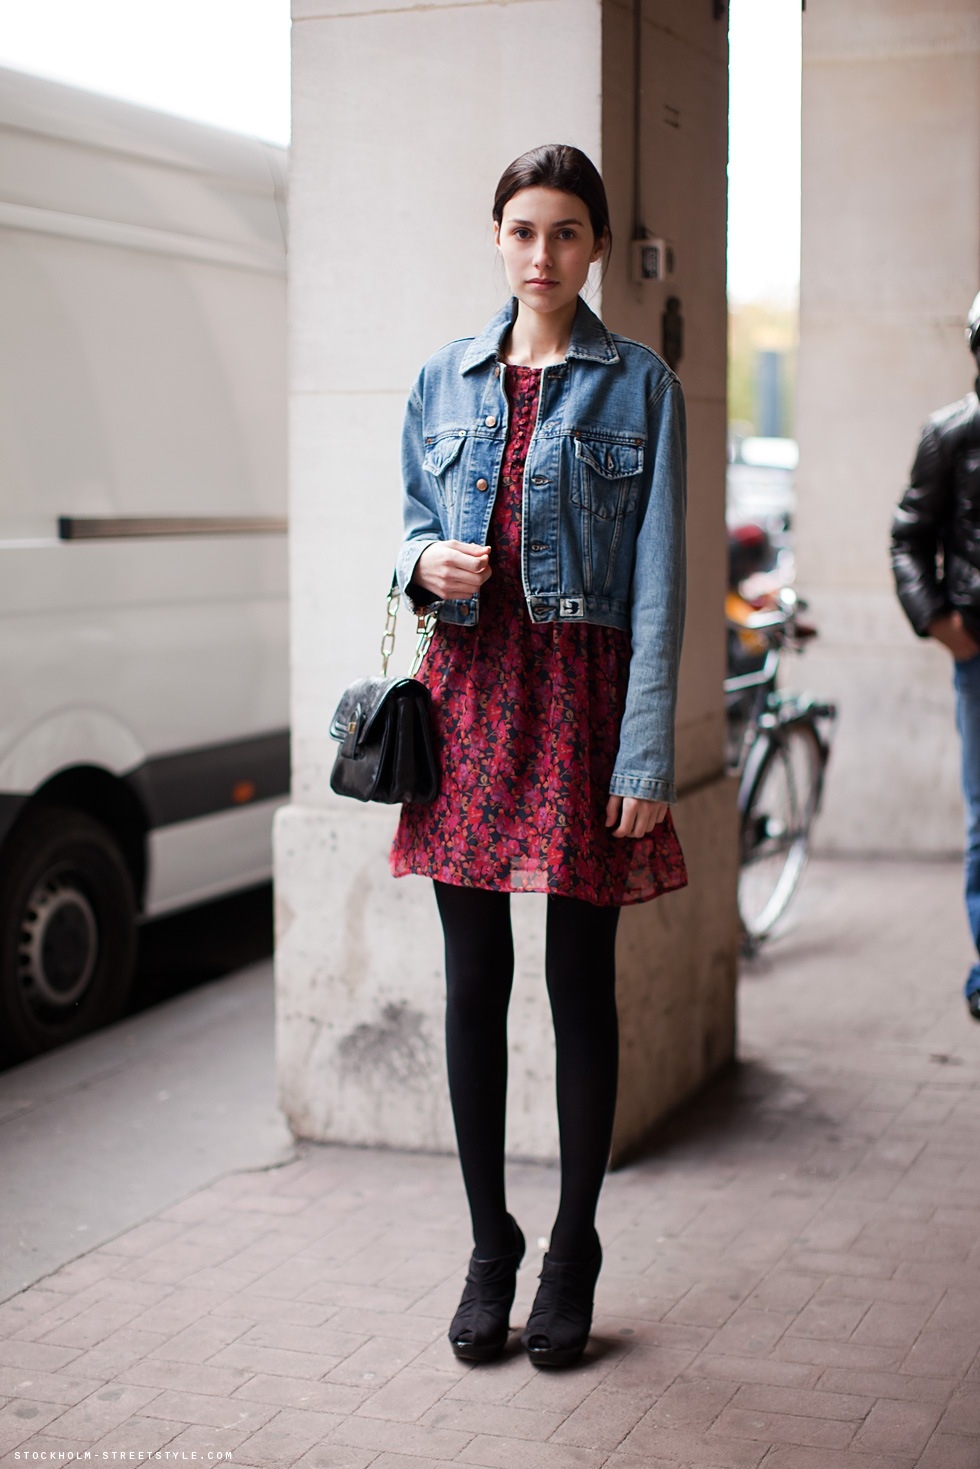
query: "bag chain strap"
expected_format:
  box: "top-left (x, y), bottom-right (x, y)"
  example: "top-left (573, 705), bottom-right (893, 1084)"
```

top-left (380, 583), bottom-right (437, 679)
top-left (380, 585), bottom-right (399, 676)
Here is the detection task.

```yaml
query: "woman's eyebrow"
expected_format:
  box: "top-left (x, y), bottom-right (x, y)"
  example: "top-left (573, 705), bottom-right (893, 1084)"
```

top-left (509, 217), bottom-right (585, 228)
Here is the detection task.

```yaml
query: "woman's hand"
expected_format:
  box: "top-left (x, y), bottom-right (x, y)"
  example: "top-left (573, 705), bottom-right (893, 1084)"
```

top-left (928, 611), bottom-right (980, 662)
top-left (605, 795), bottom-right (668, 838)
top-left (415, 540), bottom-right (492, 600)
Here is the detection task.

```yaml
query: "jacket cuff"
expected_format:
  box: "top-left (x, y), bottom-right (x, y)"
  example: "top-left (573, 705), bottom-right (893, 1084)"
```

top-left (608, 772), bottom-right (676, 804)
top-left (396, 539), bottom-right (442, 614)
top-left (406, 579), bottom-right (442, 616)
top-left (901, 597), bottom-right (950, 638)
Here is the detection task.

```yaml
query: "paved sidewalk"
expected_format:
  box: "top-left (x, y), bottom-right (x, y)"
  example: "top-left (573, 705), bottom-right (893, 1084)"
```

top-left (1, 858), bottom-right (979, 1468)
top-left (0, 959), bottom-right (292, 1300)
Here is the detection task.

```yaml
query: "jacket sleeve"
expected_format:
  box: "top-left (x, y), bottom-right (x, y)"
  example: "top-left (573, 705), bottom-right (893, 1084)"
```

top-left (394, 373), bottom-right (445, 613)
top-left (890, 420), bottom-right (950, 637)
top-left (610, 376), bottom-right (687, 804)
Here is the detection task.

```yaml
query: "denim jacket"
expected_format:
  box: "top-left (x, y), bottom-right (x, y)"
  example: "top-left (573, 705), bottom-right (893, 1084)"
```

top-left (395, 296), bottom-right (687, 804)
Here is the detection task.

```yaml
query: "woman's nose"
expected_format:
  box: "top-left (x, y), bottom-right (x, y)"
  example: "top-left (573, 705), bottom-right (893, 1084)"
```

top-left (533, 241), bottom-right (553, 269)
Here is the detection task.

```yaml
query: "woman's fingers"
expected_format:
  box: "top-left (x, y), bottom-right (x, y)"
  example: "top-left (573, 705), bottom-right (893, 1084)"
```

top-left (607, 795), bottom-right (669, 838)
top-left (448, 542), bottom-right (492, 584)
top-left (415, 541), bottom-right (492, 597)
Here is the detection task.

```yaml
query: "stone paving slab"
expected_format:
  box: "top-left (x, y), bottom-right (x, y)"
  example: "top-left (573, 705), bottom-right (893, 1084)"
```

top-left (0, 959), bottom-right (291, 1299)
top-left (1, 859), bottom-right (979, 1466)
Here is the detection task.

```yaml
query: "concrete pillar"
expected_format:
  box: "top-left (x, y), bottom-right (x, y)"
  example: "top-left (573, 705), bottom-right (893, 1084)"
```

top-left (796, 1), bottom-right (980, 854)
top-left (276, 0), bottom-right (736, 1163)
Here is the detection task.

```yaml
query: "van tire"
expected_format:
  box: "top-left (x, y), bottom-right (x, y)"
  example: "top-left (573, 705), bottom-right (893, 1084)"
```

top-left (0, 806), bottom-right (137, 1064)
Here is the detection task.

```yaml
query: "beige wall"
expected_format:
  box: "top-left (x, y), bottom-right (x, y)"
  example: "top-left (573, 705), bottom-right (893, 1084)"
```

top-left (276, 0), bottom-right (737, 1163)
top-left (602, 0), bottom-right (735, 1157)
top-left (603, 0), bottom-right (729, 791)
top-left (796, 0), bottom-right (980, 854)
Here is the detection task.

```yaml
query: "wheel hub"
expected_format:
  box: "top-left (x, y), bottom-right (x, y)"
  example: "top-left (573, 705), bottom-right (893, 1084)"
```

top-left (18, 878), bottom-right (98, 1009)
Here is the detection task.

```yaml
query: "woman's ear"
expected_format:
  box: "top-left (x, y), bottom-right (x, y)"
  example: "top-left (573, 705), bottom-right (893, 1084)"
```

top-left (492, 219), bottom-right (501, 249)
top-left (590, 229), bottom-right (608, 264)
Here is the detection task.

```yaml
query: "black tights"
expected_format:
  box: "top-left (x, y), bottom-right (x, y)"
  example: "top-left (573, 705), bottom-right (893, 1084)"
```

top-left (434, 881), bottom-right (620, 1262)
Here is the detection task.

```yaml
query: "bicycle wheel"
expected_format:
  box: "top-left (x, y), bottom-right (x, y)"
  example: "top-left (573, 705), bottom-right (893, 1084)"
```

top-left (738, 719), bottom-right (824, 941)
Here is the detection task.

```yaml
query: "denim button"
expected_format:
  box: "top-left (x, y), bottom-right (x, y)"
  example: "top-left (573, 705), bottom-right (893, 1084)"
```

top-left (476, 478), bottom-right (488, 491)
top-left (484, 415), bottom-right (497, 428)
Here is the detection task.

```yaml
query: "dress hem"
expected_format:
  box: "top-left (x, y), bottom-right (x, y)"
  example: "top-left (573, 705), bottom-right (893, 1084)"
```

top-left (389, 860), bottom-right (688, 909)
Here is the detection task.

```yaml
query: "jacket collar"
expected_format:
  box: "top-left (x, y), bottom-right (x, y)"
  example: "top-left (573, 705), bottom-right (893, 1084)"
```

top-left (459, 295), bottom-right (621, 374)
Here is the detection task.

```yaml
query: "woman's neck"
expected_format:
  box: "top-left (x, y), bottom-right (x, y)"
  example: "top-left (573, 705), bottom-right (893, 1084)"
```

top-left (501, 298), bottom-right (578, 368)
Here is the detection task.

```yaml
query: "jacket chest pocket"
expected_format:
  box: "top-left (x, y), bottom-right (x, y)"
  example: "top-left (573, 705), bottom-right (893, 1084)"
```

top-left (570, 436), bottom-right (644, 519)
top-left (423, 432), bottom-right (467, 506)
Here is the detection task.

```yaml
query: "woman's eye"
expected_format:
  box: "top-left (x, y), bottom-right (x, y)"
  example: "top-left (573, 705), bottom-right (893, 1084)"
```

top-left (513, 228), bottom-right (532, 240)
top-left (557, 230), bottom-right (576, 240)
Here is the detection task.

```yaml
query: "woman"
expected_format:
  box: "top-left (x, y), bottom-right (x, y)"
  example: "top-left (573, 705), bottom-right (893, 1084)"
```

top-left (390, 144), bottom-right (687, 1368)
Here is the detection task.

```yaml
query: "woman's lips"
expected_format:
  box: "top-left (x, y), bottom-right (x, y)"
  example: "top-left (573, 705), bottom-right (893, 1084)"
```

top-left (527, 279), bottom-right (559, 289)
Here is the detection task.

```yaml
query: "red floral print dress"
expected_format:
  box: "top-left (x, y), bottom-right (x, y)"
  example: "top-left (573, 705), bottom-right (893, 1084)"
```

top-left (390, 365), bottom-right (687, 907)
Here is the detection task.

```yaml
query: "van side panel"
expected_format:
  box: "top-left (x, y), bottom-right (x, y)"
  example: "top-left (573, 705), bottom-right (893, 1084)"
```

top-left (0, 232), bottom-right (285, 537)
top-left (0, 70), bottom-right (289, 916)
top-left (145, 798), bottom-right (284, 915)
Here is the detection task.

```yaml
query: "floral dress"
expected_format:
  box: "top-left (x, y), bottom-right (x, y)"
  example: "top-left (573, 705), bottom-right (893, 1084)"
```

top-left (390, 365), bottom-right (687, 907)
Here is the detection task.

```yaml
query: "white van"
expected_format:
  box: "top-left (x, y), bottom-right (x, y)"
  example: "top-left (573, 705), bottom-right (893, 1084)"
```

top-left (0, 69), bottom-right (288, 1062)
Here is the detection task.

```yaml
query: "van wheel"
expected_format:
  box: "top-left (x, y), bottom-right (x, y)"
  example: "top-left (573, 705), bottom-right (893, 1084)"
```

top-left (0, 807), bottom-right (137, 1064)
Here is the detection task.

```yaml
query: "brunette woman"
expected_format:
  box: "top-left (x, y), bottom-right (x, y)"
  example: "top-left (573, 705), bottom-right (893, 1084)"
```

top-left (390, 144), bottom-right (687, 1367)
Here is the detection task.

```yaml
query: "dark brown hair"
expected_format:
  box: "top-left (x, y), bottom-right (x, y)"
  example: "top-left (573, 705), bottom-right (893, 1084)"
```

top-left (492, 144), bottom-right (612, 252)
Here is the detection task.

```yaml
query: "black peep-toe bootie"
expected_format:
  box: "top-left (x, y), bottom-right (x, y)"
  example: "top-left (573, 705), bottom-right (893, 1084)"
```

top-left (448, 1216), bottom-right (525, 1362)
top-left (521, 1231), bottom-right (602, 1368)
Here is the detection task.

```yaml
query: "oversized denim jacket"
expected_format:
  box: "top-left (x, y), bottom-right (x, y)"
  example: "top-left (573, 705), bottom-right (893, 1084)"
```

top-left (395, 296), bottom-right (687, 804)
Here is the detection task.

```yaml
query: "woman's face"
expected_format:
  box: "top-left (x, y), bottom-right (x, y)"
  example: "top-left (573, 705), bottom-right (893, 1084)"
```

top-left (494, 187), bottom-right (605, 319)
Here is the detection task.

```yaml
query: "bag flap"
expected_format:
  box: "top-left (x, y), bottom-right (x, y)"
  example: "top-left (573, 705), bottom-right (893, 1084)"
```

top-left (329, 677), bottom-right (428, 744)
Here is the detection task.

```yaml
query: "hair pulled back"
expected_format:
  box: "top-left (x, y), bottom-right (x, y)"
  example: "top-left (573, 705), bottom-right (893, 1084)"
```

top-left (492, 144), bottom-right (612, 251)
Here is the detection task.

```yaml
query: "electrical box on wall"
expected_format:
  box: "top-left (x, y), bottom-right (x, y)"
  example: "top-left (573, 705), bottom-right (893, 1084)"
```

top-left (631, 237), bottom-right (674, 284)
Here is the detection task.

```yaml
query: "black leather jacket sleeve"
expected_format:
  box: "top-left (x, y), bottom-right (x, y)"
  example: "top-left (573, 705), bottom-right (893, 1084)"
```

top-left (890, 420), bottom-right (951, 637)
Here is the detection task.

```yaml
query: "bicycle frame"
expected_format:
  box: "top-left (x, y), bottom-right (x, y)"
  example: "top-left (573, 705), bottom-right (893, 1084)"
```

top-left (737, 693), bottom-right (837, 820)
top-left (724, 579), bottom-right (838, 944)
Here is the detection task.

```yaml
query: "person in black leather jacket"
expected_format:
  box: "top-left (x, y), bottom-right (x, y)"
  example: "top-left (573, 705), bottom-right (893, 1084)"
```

top-left (891, 291), bottom-right (980, 1019)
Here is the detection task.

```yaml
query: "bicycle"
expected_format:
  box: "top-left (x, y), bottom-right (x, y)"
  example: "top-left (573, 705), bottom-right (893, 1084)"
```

top-left (724, 586), bottom-right (837, 948)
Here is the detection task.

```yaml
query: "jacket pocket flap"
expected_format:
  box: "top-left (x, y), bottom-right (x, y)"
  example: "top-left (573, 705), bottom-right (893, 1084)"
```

top-left (574, 437), bottom-right (644, 479)
top-left (423, 434), bottom-right (467, 476)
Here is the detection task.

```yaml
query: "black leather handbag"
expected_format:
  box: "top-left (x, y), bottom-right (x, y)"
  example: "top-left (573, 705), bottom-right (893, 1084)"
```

top-left (329, 583), bottom-right (439, 805)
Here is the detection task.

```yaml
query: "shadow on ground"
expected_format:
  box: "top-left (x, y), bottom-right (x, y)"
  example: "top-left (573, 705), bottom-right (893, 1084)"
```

top-left (131, 879), bottom-right (273, 1013)
top-left (620, 1056), bottom-right (837, 1173)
